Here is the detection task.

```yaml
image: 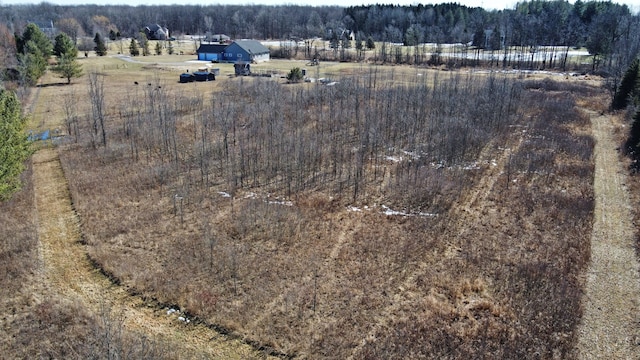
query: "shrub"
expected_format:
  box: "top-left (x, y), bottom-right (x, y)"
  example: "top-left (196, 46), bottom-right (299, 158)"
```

top-left (286, 67), bottom-right (304, 83)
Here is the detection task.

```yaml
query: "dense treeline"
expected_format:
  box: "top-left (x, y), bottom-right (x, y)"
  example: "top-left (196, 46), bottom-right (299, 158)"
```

top-left (0, 1), bottom-right (638, 75)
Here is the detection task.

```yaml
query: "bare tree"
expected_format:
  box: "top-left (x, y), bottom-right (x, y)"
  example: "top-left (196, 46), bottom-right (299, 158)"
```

top-left (88, 71), bottom-right (107, 147)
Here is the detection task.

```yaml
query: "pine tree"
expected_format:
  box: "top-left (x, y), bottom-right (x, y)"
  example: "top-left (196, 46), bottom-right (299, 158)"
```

top-left (94, 32), bottom-right (107, 56)
top-left (286, 67), bottom-right (304, 83)
top-left (155, 42), bottom-right (162, 55)
top-left (52, 55), bottom-right (83, 84)
top-left (612, 58), bottom-right (640, 110)
top-left (54, 33), bottom-right (78, 59)
top-left (15, 24), bottom-right (52, 86)
top-left (129, 39), bottom-right (139, 56)
top-left (16, 23), bottom-right (52, 58)
top-left (0, 89), bottom-right (30, 200)
top-left (626, 109), bottom-right (640, 170)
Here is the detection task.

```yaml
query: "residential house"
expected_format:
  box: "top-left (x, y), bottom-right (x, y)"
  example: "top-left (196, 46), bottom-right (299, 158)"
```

top-left (196, 40), bottom-right (270, 63)
top-left (144, 24), bottom-right (169, 40)
top-left (223, 40), bottom-right (270, 63)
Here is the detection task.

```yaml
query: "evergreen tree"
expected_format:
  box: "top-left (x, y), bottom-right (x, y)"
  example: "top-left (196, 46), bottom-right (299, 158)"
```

top-left (625, 109), bottom-right (640, 170)
top-left (16, 23), bottom-right (52, 59)
top-left (167, 40), bottom-right (174, 55)
top-left (286, 67), bottom-right (304, 83)
top-left (53, 33), bottom-right (78, 59)
top-left (15, 24), bottom-right (52, 86)
top-left (366, 36), bottom-right (375, 50)
top-left (612, 58), bottom-right (640, 110)
top-left (17, 41), bottom-right (47, 86)
top-left (129, 39), bottom-right (140, 56)
top-left (52, 55), bottom-right (83, 84)
top-left (94, 32), bottom-right (107, 56)
top-left (155, 41), bottom-right (162, 55)
top-left (0, 89), bottom-right (30, 200)
top-left (139, 32), bottom-right (149, 56)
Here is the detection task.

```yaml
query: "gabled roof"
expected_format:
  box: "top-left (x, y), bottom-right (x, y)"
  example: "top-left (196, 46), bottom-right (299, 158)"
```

top-left (233, 40), bottom-right (269, 55)
top-left (146, 24), bottom-right (164, 32)
top-left (197, 43), bottom-right (228, 53)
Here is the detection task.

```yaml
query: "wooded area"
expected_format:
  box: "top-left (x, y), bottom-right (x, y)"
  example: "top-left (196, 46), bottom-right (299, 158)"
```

top-left (0, 1), bottom-right (638, 73)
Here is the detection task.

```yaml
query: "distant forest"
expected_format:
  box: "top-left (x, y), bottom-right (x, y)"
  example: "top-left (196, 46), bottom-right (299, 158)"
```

top-left (0, 0), bottom-right (639, 73)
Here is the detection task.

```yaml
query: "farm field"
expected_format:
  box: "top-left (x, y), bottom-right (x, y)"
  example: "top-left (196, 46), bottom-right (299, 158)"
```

top-left (2, 52), bottom-right (638, 358)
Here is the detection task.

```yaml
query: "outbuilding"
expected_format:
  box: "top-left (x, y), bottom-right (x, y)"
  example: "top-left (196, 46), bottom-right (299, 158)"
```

top-left (196, 44), bottom-right (227, 62)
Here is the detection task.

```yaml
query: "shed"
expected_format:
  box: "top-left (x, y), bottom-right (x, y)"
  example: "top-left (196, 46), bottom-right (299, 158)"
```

top-left (224, 40), bottom-right (270, 63)
top-left (197, 44), bottom-right (228, 62)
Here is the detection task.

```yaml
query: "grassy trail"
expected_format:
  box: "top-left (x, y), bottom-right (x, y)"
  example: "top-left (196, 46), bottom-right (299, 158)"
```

top-left (577, 112), bottom-right (640, 359)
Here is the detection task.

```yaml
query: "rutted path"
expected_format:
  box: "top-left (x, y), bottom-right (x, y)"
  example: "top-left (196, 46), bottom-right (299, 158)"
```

top-left (576, 113), bottom-right (640, 359)
top-left (32, 148), bottom-right (270, 359)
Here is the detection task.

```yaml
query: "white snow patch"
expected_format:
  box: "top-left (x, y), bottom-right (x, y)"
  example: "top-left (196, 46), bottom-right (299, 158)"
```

top-left (268, 200), bottom-right (293, 206)
top-left (244, 192), bottom-right (258, 199)
top-left (382, 205), bottom-right (437, 218)
top-left (167, 308), bottom-right (178, 315)
top-left (385, 155), bottom-right (403, 163)
top-left (347, 206), bottom-right (362, 212)
top-left (402, 150), bottom-right (421, 160)
top-left (217, 191), bottom-right (231, 198)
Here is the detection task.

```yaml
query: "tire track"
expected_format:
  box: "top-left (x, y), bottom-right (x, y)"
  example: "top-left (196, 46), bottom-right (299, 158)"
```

top-left (577, 113), bottom-right (640, 359)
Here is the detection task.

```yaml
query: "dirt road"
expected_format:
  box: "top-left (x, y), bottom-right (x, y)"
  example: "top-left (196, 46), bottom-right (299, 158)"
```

top-left (577, 113), bottom-right (640, 359)
top-left (32, 148), bottom-right (269, 359)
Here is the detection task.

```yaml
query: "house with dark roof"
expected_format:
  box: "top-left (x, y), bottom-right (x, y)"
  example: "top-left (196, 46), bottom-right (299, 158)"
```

top-left (144, 24), bottom-right (169, 40)
top-left (223, 40), bottom-right (270, 63)
top-left (196, 40), bottom-right (270, 63)
top-left (197, 43), bottom-right (228, 61)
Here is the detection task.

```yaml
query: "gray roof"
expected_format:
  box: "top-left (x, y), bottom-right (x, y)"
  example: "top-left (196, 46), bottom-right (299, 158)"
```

top-left (234, 40), bottom-right (269, 55)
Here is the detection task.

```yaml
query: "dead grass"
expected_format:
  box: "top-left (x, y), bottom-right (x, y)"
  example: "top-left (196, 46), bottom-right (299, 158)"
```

top-left (14, 54), bottom-right (601, 358)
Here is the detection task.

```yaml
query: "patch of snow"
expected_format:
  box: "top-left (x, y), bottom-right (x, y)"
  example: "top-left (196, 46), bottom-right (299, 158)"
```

top-left (385, 155), bottom-right (403, 162)
top-left (402, 150), bottom-right (421, 160)
top-left (217, 191), bottom-right (231, 198)
top-left (268, 200), bottom-right (293, 206)
top-left (244, 192), bottom-right (257, 199)
top-left (347, 206), bottom-right (362, 212)
top-left (167, 308), bottom-right (179, 315)
top-left (177, 316), bottom-right (190, 323)
top-left (462, 162), bottom-right (480, 170)
top-left (382, 205), bottom-right (437, 218)
top-left (418, 212), bottom-right (438, 217)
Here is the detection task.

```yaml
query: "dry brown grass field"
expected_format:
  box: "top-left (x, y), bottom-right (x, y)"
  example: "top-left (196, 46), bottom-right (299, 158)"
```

top-left (3, 52), bottom-right (616, 358)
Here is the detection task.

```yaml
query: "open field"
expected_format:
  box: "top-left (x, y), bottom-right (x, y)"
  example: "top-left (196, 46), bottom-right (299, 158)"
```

top-left (4, 53), bottom-right (636, 358)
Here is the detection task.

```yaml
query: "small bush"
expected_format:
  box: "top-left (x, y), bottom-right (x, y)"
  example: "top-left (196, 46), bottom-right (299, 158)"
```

top-left (286, 67), bottom-right (304, 83)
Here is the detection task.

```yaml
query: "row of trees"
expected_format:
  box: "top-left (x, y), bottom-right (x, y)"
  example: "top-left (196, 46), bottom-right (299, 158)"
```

top-left (0, 24), bottom-right (83, 200)
top-left (9, 23), bottom-right (85, 87)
